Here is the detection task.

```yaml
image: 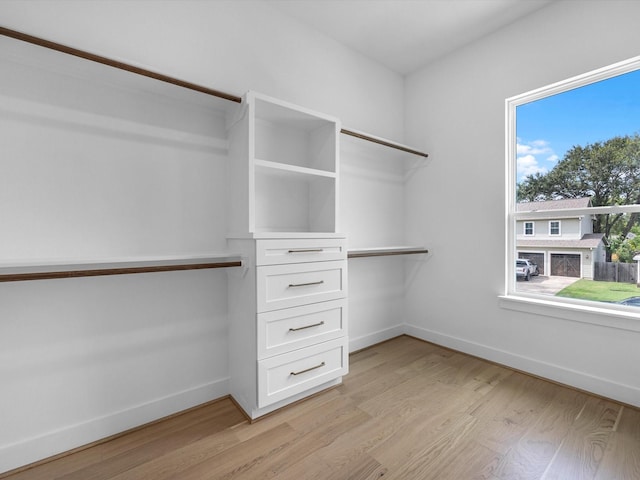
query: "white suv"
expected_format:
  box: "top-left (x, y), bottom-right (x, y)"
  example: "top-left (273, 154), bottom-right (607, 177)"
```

top-left (516, 259), bottom-right (538, 281)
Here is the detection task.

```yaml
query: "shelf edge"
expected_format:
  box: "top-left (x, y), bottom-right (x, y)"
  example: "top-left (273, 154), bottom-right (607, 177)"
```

top-left (254, 158), bottom-right (336, 178)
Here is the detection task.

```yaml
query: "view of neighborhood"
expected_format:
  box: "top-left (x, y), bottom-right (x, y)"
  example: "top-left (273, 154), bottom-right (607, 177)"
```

top-left (515, 195), bottom-right (640, 303)
top-left (517, 197), bottom-right (605, 279)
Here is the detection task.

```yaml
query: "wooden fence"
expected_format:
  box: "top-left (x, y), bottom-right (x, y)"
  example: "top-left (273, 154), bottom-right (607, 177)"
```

top-left (593, 261), bottom-right (637, 283)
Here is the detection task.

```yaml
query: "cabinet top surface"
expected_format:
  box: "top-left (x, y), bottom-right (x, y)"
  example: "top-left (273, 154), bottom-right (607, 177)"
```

top-left (227, 232), bottom-right (347, 240)
top-left (247, 91), bottom-right (340, 128)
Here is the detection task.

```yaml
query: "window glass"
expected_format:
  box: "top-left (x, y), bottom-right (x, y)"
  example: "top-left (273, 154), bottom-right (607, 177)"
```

top-left (508, 58), bottom-right (640, 313)
top-left (524, 222), bottom-right (533, 235)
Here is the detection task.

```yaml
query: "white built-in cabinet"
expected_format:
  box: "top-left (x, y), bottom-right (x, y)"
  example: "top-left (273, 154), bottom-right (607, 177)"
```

top-left (226, 92), bottom-right (348, 420)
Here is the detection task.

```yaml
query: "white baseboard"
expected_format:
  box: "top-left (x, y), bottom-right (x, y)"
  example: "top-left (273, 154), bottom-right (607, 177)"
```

top-left (349, 324), bottom-right (405, 352)
top-left (0, 377), bottom-right (229, 475)
top-left (404, 324), bottom-right (640, 408)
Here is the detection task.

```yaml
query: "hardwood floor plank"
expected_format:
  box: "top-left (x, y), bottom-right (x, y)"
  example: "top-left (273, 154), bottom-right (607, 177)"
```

top-left (594, 406), bottom-right (640, 479)
top-left (540, 397), bottom-right (620, 480)
top-left (312, 410), bottom-right (410, 472)
top-left (365, 382), bottom-right (486, 477)
top-left (437, 352), bottom-right (497, 387)
top-left (463, 363), bottom-right (514, 397)
top-left (261, 454), bottom-right (335, 480)
top-left (4, 398), bottom-right (244, 480)
top-left (422, 439), bottom-right (503, 480)
top-left (340, 341), bottom-right (444, 404)
top-left (54, 400), bottom-right (246, 480)
top-left (286, 394), bottom-right (368, 434)
top-left (105, 428), bottom-right (241, 480)
top-left (377, 413), bottom-right (481, 479)
top-left (229, 388), bottom-right (343, 443)
top-left (329, 454), bottom-right (388, 480)
top-left (238, 402), bottom-right (370, 479)
top-left (467, 373), bottom-right (559, 455)
top-left (310, 371), bottom-right (470, 473)
top-left (493, 388), bottom-right (589, 479)
top-left (168, 422), bottom-right (299, 480)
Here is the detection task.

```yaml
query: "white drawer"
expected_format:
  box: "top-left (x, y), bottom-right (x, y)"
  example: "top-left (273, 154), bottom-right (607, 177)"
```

top-left (258, 299), bottom-right (347, 359)
top-left (256, 260), bottom-right (347, 312)
top-left (256, 238), bottom-right (346, 266)
top-left (258, 338), bottom-right (348, 407)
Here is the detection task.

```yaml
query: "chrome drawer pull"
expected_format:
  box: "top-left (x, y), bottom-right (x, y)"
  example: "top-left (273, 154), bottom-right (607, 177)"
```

top-left (288, 248), bottom-right (324, 253)
top-left (288, 280), bottom-right (324, 288)
top-left (289, 321), bottom-right (325, 332)
top-left (290, 361), bottom-right (325, 376)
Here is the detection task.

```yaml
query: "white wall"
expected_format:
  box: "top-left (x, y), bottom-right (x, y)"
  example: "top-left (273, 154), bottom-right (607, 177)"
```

top-left (404, 0), bottom-right (640, 407)
top-left (340, 134), bottom-right (422, 350)
top-left (0, 0), bottom-right (405, 473)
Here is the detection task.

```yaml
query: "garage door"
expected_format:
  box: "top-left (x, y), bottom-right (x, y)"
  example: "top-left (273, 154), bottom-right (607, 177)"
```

top-left (519, 252), bottom-right (545, 275)
top-left (550, 254), bottom-right (580, 277)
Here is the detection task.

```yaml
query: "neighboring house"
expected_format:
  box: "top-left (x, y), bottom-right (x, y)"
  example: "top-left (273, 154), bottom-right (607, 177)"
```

top-left (516, 197), bottom-right (607, 279)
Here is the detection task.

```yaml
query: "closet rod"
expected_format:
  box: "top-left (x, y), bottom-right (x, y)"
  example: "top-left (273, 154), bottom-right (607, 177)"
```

top-left (0, 26), bottom-right (243, 103)
top-left (0, 261), bottom-right (242, 283)
top-left (347, 248), bottom-right (429, 259)
top-left (0, 26), bottom-right (429, 157)
top-left (340, 128), bottom-right (429, 158)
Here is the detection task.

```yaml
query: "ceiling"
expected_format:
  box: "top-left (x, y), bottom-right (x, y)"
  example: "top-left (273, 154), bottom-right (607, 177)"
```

top-left (264, 0), bottom-right (555, 75)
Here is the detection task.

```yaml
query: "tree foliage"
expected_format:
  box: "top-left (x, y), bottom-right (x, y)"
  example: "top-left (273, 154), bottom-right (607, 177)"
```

top-left (607, 234), bottom-right (640, 263)
top-left (517, 134), bottom-right (640, 240)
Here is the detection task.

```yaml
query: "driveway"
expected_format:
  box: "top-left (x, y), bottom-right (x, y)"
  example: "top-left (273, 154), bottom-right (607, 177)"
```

top-left (516, 275), bottom-right (579, 295)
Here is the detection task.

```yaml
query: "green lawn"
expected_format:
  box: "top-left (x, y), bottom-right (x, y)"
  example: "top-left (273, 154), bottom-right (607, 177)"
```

top-left (556, 279), bottom-right (640, 302)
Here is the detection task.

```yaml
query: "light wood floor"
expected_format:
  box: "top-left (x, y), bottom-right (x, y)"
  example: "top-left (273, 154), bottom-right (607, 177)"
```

top-left (4, 335), bottom-right (640, 480)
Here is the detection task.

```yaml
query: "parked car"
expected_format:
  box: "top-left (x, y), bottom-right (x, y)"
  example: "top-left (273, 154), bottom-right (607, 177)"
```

top-left (616, 296), bottom-right (640, 306)
top-left (516, 259), bottom-right (538, 281)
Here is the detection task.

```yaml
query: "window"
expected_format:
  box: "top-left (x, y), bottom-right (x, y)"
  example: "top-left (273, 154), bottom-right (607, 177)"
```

top-left (524, 222), bottom-right (534, 235)
top-left (504, 55), bottom-right (640, 326)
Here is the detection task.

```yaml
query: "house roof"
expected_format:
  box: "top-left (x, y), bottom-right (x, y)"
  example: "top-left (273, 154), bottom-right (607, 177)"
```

top-left (517, 197), bottom-right (592, 212)
top-left (517, 233), bottom-right (605, 249)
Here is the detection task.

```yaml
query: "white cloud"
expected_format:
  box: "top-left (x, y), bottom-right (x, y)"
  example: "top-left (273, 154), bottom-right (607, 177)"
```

top-left (516, 139), bottom-right (559, 182)
top-left (517, 139), bottom-right (553, 156)
top-left (517, 154), bottom-right (547, 178)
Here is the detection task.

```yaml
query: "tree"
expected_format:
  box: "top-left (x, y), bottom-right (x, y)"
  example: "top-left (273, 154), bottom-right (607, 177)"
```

top-left (517, 135), bottom-right (640, 240)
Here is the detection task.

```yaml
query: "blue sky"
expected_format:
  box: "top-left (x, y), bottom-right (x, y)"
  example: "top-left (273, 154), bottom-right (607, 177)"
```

top-left (516, 68), bottom-right (640, 183)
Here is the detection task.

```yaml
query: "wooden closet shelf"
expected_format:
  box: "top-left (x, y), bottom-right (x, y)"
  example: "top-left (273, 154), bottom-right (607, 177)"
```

top-left (347, 247), bottom-right (429, 259)
top-left (0, 255), bottom-right (242, 282)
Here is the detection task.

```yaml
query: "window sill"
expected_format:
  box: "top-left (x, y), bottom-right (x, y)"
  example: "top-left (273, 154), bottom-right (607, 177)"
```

top-left (498, 294), bottom-right (640, 332)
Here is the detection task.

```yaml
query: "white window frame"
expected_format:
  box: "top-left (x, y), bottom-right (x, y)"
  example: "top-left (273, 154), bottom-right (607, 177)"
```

top-left (524, 221), bottom-right (534, 236)
top-left (502, 55), bottom-right (640, 332)
top-left (549, 220), bottom-right (561, 236)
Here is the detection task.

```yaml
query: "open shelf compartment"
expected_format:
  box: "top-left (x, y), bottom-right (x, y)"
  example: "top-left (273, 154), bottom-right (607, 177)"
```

top-left (254, 165), bottom-right (337, 234)
top-left (252, 92), bottom-right (338, 174)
